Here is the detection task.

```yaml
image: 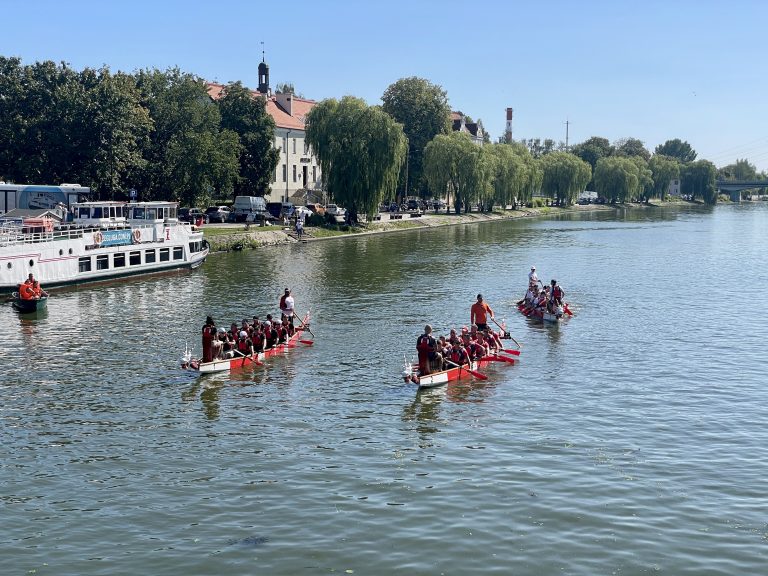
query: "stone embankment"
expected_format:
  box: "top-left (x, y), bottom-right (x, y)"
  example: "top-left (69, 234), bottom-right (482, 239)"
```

top-left (203, 204), bottom-right (616, 253)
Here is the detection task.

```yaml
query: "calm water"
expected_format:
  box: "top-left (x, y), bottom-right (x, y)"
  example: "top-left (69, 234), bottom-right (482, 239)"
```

top-left (1, 203), bottom-right (767, 575)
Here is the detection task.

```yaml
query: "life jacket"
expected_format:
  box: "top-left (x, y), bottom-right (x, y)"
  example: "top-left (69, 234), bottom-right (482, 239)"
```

top-left (18, 283), bottom-right (35, 300)
top-left (553, 286), bottom-right (563, 300)
top-left (450, 347), bottom-right (467, 365)
top-left (238, 337), bottom-right (249, 352)
top-left (416, 334), bottom-right (435, 355)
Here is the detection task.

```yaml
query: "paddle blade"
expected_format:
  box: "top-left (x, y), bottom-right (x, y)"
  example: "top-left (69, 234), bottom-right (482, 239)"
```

top-left (564, 304), bottom-right (573, 316)
top-left (299, 339), bottom-right (314, 345)
top-left (467, 368), bottom-right (488, 380)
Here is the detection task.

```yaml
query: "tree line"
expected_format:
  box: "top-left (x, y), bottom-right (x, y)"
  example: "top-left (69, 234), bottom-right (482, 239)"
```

top-left (3, 58), bottom-right (761, 213)
top-left (0, 57), bottom-right (279, 207)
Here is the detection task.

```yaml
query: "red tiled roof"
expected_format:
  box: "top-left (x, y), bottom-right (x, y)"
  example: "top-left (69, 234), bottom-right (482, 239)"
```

top-left (205, 82), bottom-right (316, 131)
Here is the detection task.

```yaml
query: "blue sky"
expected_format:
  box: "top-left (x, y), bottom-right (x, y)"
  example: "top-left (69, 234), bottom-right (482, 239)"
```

top-left (4, 0), bottom-right (768, 171)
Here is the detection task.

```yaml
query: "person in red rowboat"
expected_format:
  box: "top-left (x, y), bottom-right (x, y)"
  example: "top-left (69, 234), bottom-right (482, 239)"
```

top-left (237, 330), bottom-right (254, 357)
top-left (31, 280), bottom-right (49, 298)
top-left (416, 324), bottom-right (438, 375)
top-left (528, 266), bottom-right (539, 287)
top-left (201, 316), bottom-right (216, 362)
top-left (550, 279), bottom-right (565, 307)
top-left (279, 288), bottom-right (295, 327)
top-left (470, 293), bottom-right (495, 331)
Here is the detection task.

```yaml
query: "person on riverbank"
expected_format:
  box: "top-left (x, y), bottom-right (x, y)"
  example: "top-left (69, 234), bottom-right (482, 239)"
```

top-left (470, 294), bottom-right (494, 331)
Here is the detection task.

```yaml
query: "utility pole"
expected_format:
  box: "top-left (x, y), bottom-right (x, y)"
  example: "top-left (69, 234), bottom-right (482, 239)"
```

top-left (565, 119), bottom-right (570, 152)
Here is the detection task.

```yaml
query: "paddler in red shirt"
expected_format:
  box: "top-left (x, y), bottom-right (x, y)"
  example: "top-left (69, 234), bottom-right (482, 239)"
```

top-left (201, 316), bottom-right (216, 362)
top-left (470, 293), bottom-right (494, 331)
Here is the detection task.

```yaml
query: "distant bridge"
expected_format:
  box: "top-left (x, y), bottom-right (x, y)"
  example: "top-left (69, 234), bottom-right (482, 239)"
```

top-left (716, 180), bottom-right (768, 202)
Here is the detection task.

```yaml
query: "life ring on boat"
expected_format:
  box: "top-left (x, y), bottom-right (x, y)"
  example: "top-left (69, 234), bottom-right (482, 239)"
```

top-left (132, 229), bottom-right (141, 243)
top-left (93, 231), bottom-right (103, 245)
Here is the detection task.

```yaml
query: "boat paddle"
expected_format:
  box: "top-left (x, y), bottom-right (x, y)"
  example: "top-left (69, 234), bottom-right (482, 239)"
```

top-left (482, 354), bottom-right (516, 364)
top-left (443, 358), bottom-right (488, 380)
top-left (232, 349), bottom-right (263, 367)
top-left (564, 303), bottom-right (573, 316)
top-left (294, 309), bottom-right (315, 338)
top-left (491, 317), bottom-right (522, 349)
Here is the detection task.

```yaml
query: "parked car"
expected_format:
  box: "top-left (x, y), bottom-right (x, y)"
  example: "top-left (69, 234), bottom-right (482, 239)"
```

top-left (231, 196), bottom-right (268, 222)
top-left (178, 207), bottom-right (209, 224)
top-left (325, 204), bottom-right (347, 222)
top-left (294, 206), bottom-right (313, 220)
top-left (306, 203), bottom-right (326, 216)
top-left (406, 199), bottom-right (419, 211)
top-left (205, 205), bottom-right (231, 223)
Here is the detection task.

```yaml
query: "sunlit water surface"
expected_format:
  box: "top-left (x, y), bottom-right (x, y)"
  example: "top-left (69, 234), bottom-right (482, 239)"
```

top-left (1, 203), bottom-right (767, 575)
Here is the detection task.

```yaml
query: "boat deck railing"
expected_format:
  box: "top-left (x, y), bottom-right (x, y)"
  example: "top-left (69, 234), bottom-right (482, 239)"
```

top-left (0, 221), bottom-right (175, 247)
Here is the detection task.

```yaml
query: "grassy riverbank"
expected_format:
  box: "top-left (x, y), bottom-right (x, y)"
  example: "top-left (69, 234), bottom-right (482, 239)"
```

top-left (201, 201), bottom-right (678, 253)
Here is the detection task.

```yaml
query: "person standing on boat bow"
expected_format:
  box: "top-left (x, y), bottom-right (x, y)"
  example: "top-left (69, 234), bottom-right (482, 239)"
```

top-left (528, 266), bottom-right (539, 287)
top-left (279, 288), bottom-right (295, 327)
top-left (470, 293), bottom-right (495, 331)
top-left (202, 316), bottom-right (216, 363)
top-left (416, 324), bottom-right (438, 376)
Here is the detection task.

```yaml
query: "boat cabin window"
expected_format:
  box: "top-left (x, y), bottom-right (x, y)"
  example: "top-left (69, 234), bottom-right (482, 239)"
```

top-left (97, 255), bottom-right (109, 270)
top-left (159, 248), bottom-right (170, 262)
top-left (129, 251), bottom-right (141, 266)
top-left (145, 249), bottom-right (156, 263)
top-left (113, 253), bottom-right (125, 268)
top-left (173, 247), bottom-right (183, 260)
top-left (77, 206), bottom-right (90, 219)
top-left (146, 208), bottom-right (157, 220)
top-left (92, 206), bottom-right (104, 218)
top-left (132, 207), bottom-right (145, 220)
top-left (78, 257), bottom-right (92, 272)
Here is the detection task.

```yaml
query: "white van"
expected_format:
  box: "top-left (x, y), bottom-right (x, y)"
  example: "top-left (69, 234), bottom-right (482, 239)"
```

top-left (232, 196), bottom-right (267, 222)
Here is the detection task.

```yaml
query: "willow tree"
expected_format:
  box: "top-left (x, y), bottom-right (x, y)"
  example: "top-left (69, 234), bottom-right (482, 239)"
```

top-left (539, 152), bottom-right (592, 206)
top-left (594, 156), bottom-right (639, 203)
top-left (486, 142), bottom-right (539, 208)
top-left (305, 96), bottom-right (407, 223)
top-left (681, 159), bottom-right (717, 204)
top-left (423, 131), bottom-right (492, 213)
top-left (649, 154), bottom-right (680, 201)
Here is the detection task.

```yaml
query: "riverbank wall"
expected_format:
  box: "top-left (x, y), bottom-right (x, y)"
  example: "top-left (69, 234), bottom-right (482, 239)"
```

top-left (203, 202), bottom-right (664, 253)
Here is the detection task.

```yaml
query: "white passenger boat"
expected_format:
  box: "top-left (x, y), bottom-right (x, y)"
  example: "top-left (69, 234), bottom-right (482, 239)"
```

top-left (0, 201), bottom-right (209, 293)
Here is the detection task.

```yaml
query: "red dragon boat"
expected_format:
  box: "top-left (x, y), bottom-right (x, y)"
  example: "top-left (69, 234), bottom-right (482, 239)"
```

top-left (181, 313), bottom-right (312, 373)
top-left (402, 348), bottom-right (520, 389)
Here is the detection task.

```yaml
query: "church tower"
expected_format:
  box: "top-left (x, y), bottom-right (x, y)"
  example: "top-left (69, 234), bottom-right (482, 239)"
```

top-left (257, 46), bottom-right (270, 95)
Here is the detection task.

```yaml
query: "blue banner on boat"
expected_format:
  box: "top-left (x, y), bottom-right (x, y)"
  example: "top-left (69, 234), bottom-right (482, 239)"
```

top-left (100, 229), bottom-right (132, 247)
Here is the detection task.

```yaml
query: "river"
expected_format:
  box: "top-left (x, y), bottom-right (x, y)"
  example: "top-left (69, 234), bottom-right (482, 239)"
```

top-left (1, 202), bottom-right (767, 575)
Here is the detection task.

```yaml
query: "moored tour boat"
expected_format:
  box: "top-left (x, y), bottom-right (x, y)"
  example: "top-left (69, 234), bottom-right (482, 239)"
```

top-left (0, 200), bottom-right (209, 293)
top-left (181, 313), bottom-right (312, 374)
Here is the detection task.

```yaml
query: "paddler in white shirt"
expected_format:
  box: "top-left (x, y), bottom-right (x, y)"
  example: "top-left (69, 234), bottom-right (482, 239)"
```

top-left (279, 288), bottom-right (295, 327)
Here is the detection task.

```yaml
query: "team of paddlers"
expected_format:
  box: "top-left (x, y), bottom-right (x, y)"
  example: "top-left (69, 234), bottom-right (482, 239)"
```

top-left (517, 266), bottom-right (567, 317)
top-left (200, 288), bottom-right (301, 363)
top-left (415, 294), bottom-right (508, 376)
top-left (17, 273), bottom-right (49, 301)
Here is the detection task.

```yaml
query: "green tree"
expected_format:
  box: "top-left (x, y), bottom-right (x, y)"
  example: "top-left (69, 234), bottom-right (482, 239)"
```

top-left (649, 154), bottom-right (680, 201)
top-left (305, 96), bottom-right (407, 222)
top-left (217, 81), bottom-right (280, 197)
top-left (594, 156), bottom-right (639, 203)
top-left (381, 77), bottom-right (451, 198)
top-left (614, 137), bottom-right (650, 161)
top-left (134, 68), bottom-right (240, 206)
top-left (539, 152), bottom-right (592, 206)
top-left (629, 156), bottom-right (654, 202)
top-left (423, 131), bottom-right (491, 213)
top-left (571, 136), bottom-right (613, 188)
top-left (681, 160), bottom-right (717, 204)
top-left (654, 139), bottom-right (697, 163)
top-left (486, 142), bottom-right (536, 207)
top-left (717, 158), bottom-right (757, 181)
